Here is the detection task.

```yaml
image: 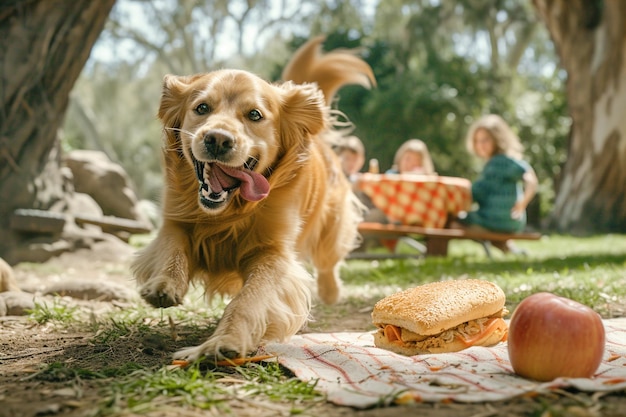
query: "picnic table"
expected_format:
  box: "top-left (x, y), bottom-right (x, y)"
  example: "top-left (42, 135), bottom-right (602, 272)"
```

top-left (357, 173), bottom-right (472, 228)
top-left (354, 173), bottom-right (540, 257)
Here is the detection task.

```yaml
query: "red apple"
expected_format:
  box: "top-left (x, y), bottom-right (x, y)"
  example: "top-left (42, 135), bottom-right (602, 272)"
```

top-left (507, 292), bottom-right (605, 382)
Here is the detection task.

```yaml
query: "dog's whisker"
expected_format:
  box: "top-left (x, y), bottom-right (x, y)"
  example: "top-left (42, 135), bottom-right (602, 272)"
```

top-left (165, 127), bottom-right (194, 137)
top-left (244, 156), bottom-right (259, 171)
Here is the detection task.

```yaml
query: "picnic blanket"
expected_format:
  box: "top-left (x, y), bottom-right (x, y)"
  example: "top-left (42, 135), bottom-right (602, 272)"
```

top-left (259, 318), bottom-right (626, 408)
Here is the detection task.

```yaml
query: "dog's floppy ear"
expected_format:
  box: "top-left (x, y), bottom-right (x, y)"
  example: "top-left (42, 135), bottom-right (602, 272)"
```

top-left (158, 74), bottom-right (204, 128)
top-left (279, 82), bottom-right (327, 147)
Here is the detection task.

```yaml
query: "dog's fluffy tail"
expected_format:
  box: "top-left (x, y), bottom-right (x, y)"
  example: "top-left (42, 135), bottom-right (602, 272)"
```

top-left (282, 35), bottom-right (376, 105)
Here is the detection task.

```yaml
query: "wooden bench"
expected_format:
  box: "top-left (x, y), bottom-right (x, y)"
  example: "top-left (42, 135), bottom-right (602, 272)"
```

top-left (353, 222), bottom-right (542, 258)
top-left (10, 209), bottom-right (152, 242)
top-left (74, 214), bottom-right (152, 236)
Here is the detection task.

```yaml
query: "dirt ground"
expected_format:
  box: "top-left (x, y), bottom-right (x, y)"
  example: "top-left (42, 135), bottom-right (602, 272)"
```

top-left (1, 241), bottom-right (625, 417)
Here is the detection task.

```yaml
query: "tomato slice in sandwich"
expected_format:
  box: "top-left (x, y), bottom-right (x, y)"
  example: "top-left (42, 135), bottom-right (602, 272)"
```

top-left (384, 324), bottom-right (402, 344)
top-left (457, 317), bottom-right (506, 347)
top-left (383, 317), bottom-right (506, 349)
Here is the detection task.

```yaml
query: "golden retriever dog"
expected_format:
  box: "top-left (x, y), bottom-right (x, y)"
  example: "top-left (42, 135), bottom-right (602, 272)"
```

top-left (131, 36), bottom-right (375, 361)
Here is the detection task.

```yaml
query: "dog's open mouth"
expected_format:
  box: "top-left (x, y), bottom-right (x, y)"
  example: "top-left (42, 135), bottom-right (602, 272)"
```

top-left (193, 157), bottom-right (270, 208)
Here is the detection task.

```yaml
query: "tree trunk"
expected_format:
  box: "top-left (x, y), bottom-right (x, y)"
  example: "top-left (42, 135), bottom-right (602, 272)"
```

top-left (0, 0), bottom-right (116, 262)
top-left (533, 0), bottom-right (626, 233)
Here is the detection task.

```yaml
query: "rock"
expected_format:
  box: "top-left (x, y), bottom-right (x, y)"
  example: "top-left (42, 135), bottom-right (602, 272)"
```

top-left (4, 150), bottom-right (154, 265)
top-left (0, 291), bottom-right (36, 316)
top-left (64, 150), bottom-right (144, 222)
top-left (42, 279), bottom-right (135, 302)
top-left (64, 192), bottom-right (104, 220)
top-left (8, 239), bottom-right (73, 264)
top-left (0, 257), bottom-right (20, 292)
top-left (55, 235), bottom-right (136, 265)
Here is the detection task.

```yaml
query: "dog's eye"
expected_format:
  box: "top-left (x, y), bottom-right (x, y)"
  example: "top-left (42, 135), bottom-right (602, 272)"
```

top-left (195, 103), bottom-right (211, 115)
top-left (248, 109), bottom-right (263, 121)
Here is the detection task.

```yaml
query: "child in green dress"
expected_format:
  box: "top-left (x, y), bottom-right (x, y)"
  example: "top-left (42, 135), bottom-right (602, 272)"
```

top-left (459, 114), bottom-right (538, 253)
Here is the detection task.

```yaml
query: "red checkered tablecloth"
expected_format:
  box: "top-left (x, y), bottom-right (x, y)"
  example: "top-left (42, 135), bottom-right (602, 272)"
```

top-left (357, 173), bottom-right (472, 228)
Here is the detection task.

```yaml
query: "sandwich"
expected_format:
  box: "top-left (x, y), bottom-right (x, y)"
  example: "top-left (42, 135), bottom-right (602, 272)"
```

top-left (372, 279), bottom-right (508, 355)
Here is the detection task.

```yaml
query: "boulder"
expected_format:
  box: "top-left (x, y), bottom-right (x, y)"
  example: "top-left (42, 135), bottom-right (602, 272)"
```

top-left (64, 150), bottom-right (143, 222)
top-left (0, 257), bottom-right (20, 292)
top-left (65, 191), bottom-right (104, 220)
top-left (43, 279), bottom-right (135, 302)
top-left (0, 291), bottom-right (36, 316)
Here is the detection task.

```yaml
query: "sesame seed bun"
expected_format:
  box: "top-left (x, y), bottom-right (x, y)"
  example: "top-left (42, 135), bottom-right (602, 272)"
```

top-left (371, 279), bottom-right (508, 355)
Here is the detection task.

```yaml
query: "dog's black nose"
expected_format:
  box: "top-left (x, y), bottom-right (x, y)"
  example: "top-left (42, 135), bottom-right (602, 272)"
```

top-left (203, 129), bottom-right (235, 157)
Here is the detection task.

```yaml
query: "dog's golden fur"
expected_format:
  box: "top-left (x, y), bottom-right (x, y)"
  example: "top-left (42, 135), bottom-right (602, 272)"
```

top-left (131, 36), bottom-right (375, 361)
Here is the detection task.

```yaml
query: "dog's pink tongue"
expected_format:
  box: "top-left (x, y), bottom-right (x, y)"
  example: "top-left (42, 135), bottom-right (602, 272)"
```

top-left (211, 164), bottom-right (270, 201)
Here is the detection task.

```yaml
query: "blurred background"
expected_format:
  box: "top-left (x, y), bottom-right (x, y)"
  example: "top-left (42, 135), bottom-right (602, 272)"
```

top-left (2, 0), bottom-right (625, 264)
top-left (61, 0), bottom-right (567, 216)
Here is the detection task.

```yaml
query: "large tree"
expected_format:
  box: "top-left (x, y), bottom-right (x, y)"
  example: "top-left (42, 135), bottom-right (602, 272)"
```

top-left (533, 0), bottom-right (626, 233)
top-left (0, 0), bottom-right (116, 262)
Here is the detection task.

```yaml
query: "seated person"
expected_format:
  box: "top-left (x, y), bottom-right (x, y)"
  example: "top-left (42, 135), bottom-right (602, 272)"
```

top-left (386, 138), bottom-right (436, 175)
top-left (335, 135), bottom-right (366, 181)
top-left (456, 114), bottom-right (538, 254)
top-left (333, 135), bottom-right (386, 222)
top-left (335, 136), bottom-right (419, 252)
top-left (367, 137), bottom-right (438, 253)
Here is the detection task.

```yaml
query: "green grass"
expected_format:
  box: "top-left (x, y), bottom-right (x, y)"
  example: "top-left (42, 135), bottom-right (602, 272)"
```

top-left (30, 360), bottom-right (320, 415)
top-left (24, 233), bottom-right (626, 415)
top-left (26, 298), bottom-right (320, 416)
top-left (341, 234), bottom-right (626, 316)
top-left (92, 361), bottom-right (320, 416)
top-left (33, 361), bottom-right (145, 382)
top-left (28, 299), bottom-right (80, 324)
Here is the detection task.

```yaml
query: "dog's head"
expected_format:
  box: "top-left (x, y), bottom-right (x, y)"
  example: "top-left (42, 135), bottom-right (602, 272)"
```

top-left (158, 70), bottom-right (327, 213)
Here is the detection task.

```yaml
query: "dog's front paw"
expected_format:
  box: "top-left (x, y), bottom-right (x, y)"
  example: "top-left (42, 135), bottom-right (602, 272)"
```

top-left (139, 277), bottom-right (187, 308)
top-left (173, 338), bottom-right (249, 362)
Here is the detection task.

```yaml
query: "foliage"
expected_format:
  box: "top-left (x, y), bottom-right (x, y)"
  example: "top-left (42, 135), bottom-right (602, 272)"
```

top-left (63, 60), bottom-right (164, 200)
top-left (323, 0), bottom-right (568, 218)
